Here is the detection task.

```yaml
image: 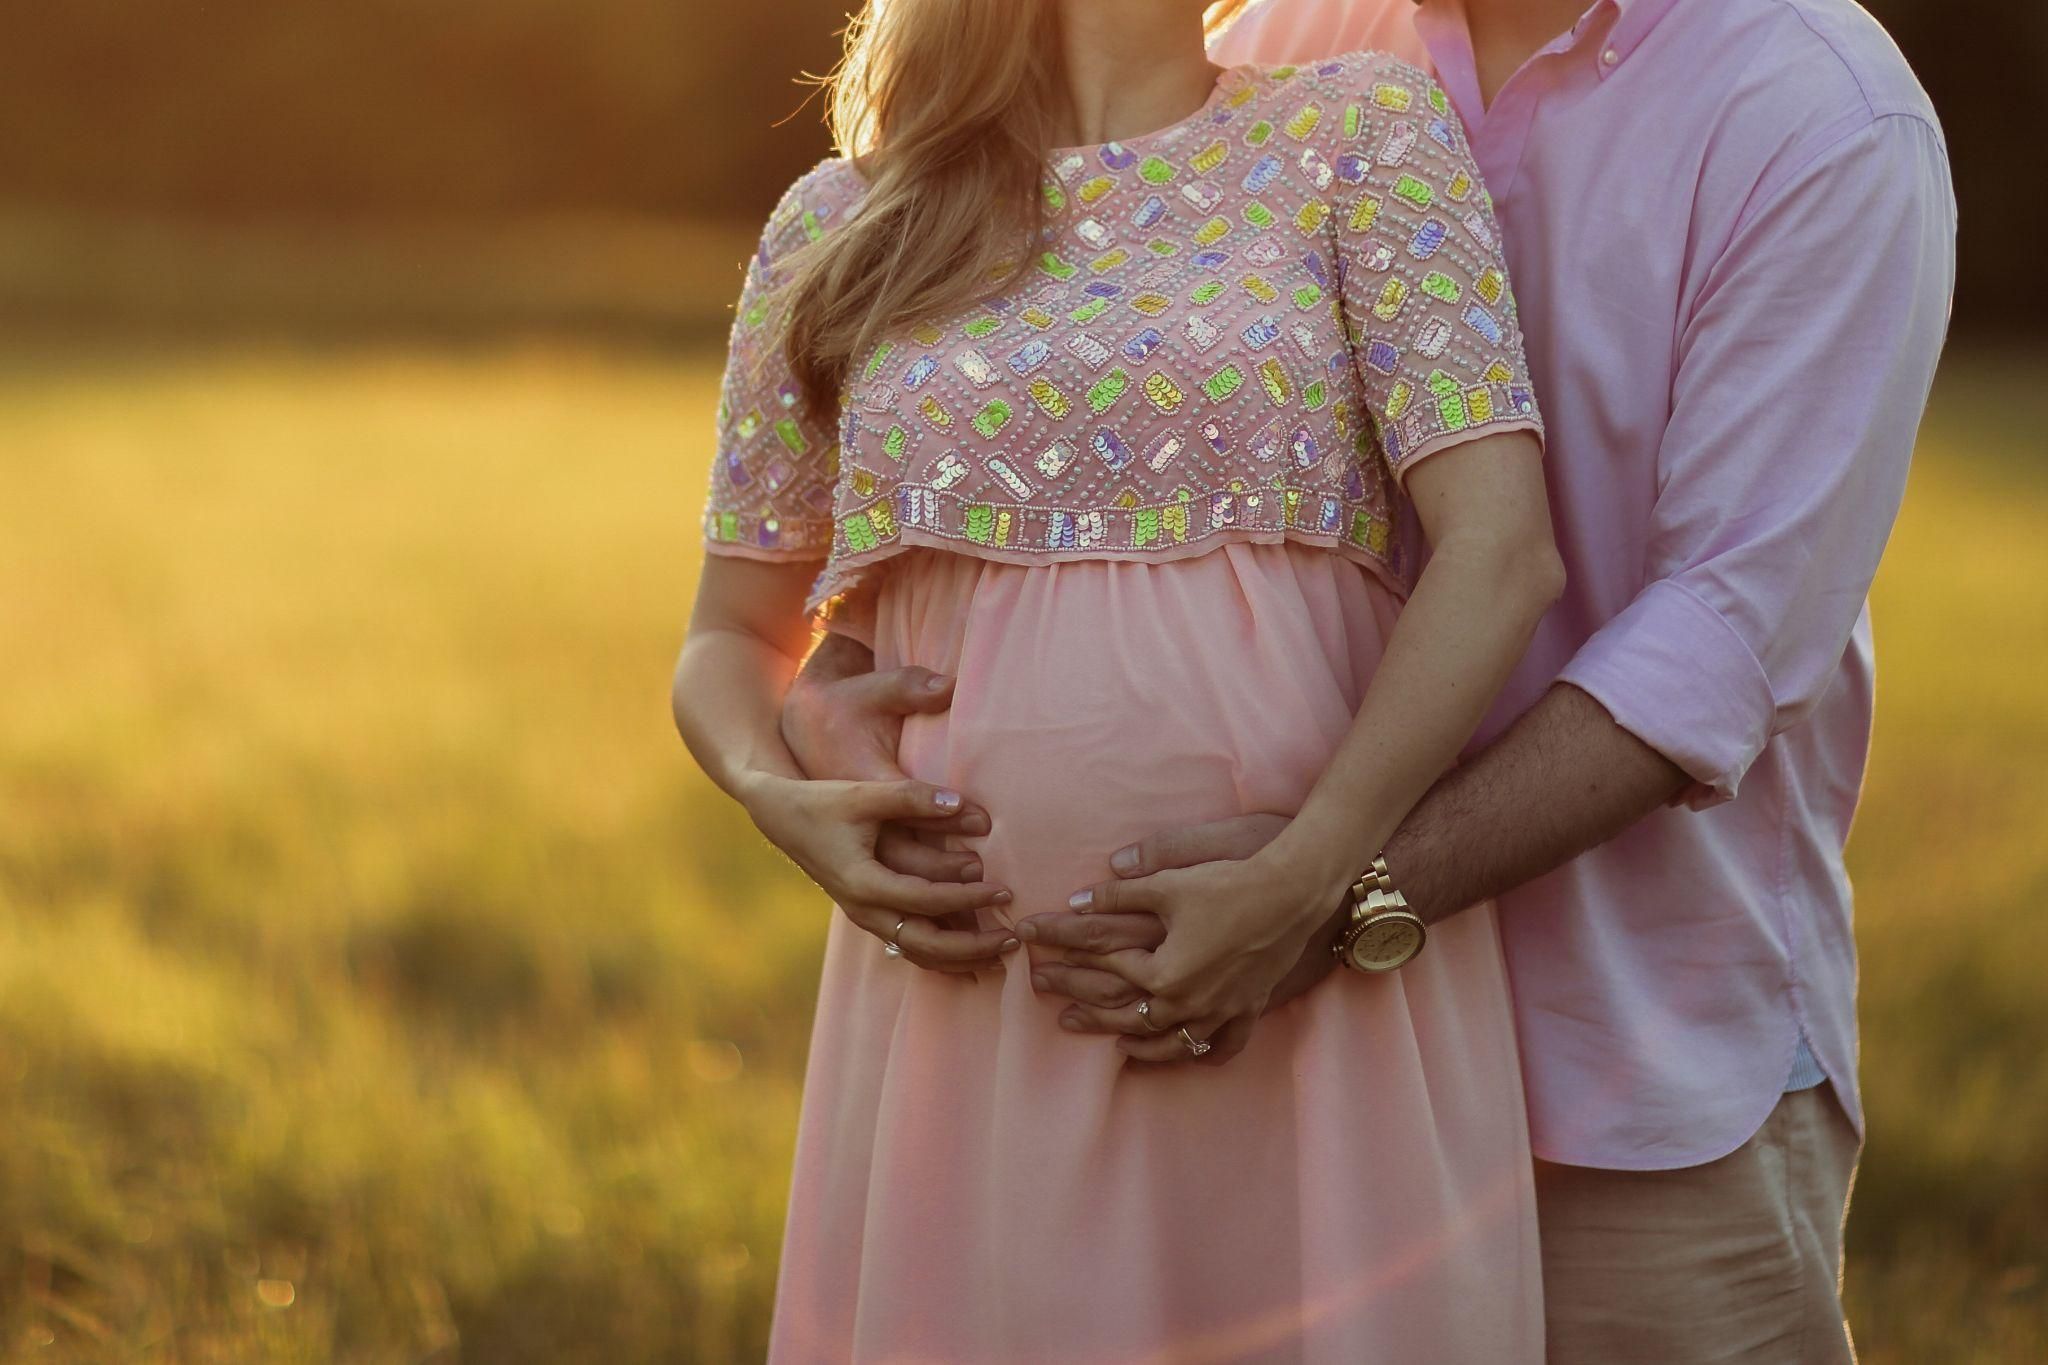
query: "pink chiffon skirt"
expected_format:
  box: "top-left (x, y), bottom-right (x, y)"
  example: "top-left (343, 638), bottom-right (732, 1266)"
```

top-left (767, 542), bottom-right (1541, 1364)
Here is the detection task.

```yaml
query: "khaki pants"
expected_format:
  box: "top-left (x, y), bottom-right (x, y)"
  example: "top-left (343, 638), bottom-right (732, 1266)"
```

top-left (1535, 1085), bottom-right (1862, 1364)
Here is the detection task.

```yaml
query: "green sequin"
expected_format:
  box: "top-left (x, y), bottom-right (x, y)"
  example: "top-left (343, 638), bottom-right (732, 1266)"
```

top-left (1203, 364), bottom-right (1245, 401)
top-left (1133, 507), bottom-right (1161, 546)
top-left (1087, 369), bottom-right (1131, 414)
top-left (972, 400), bottom-right (1013, 438)
top-left (1421, 272), bottom-right (1462, 303)
top-left (843, 511), bottom-right (878, 552)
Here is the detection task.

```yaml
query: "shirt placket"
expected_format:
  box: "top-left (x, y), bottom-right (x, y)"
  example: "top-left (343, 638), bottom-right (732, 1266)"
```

top-left (1413, 0), bottom-right (1619, 202)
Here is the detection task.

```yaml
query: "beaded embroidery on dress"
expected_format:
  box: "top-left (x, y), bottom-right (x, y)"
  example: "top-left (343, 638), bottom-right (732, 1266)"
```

top-left (700, 49), bottom-right (1543, 624)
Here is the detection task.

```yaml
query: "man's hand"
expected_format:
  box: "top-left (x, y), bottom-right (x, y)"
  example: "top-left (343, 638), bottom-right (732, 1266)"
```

top-left (778, 630), bottom-right (1011, 965)
top-left (1018, 813), bottom-right (1347, 1063)
top-left (782, 631), bottom-right (993, 876)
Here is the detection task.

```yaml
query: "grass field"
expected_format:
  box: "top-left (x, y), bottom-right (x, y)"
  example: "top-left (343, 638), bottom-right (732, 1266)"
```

top-left (1, 341), bottom-right (2043, 1362)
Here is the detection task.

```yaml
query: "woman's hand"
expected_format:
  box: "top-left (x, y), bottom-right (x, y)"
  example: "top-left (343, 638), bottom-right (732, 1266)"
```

top-left (678, 558), bottom-right (1008, 977)
top-left (779, 632), bottom-right (995, 888)
top-left (739, 771), bottom-right (1021, 973)
top-left (1020, 814), bottom-right (1345, 1060)
top-left (1045, 836), bottom-right (1353, 1064)
top-left (1022, 814), bottom-right (1350, 1063)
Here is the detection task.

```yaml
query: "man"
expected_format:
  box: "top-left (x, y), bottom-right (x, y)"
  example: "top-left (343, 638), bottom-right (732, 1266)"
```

top-left (772, 0), bottom-right (1956, 1357)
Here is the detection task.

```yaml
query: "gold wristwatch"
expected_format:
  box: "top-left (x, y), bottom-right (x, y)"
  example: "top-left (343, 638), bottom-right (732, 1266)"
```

top-left (1331, 853), bottom-right (1426, 974)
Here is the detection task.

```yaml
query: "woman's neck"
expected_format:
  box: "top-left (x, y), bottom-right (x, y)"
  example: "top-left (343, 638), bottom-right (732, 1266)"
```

top-left (1051, 0), bottom-right (1221, 148)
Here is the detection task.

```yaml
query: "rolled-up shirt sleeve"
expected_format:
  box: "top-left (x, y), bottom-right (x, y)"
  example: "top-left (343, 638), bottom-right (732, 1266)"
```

top-left (1558, 113), bottom-right (1957, 806)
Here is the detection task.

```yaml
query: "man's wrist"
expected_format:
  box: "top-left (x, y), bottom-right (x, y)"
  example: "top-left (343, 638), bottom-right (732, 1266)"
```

top-left (781, 631), bottom-right (877, 779)
top-left (1375, 839), bottom-right (1440, 925)
top-left (1266, 893), bottom-right (1351, 1014)
top-left (796, 629), bottom-right (874, 688)
top-left (1316, 893), bottom-right (1351, 951)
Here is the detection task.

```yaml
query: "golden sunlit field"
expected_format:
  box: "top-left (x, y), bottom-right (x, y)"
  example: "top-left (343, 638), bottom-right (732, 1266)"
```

top-left (1, 343), bottom-right (2043, 1363)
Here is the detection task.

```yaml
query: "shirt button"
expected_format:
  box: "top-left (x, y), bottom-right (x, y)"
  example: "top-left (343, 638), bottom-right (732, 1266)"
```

top-left (1601, 48), bottom-right (1620, 66)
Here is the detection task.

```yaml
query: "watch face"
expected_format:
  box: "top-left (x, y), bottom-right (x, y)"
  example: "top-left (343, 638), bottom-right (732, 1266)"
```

top-left (1348, 916), bottom-right (1425, 972)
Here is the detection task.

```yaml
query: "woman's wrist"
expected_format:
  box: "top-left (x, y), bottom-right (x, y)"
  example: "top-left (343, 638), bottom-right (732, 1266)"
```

top-left (1252, 818), bottom-right (1372, 936)
top-left (730, 765), bottom-right (797, 820)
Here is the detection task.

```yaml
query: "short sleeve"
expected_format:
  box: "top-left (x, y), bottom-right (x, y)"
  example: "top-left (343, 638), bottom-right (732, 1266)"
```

top-left (699, 158), bottom-right (864, 560)
top-left (1330, 59), bottom-right (1543, 484)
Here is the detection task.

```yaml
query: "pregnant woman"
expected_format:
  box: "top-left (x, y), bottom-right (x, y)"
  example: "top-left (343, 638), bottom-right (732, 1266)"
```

top-left (673, 1), bottom-right (1562, 1359)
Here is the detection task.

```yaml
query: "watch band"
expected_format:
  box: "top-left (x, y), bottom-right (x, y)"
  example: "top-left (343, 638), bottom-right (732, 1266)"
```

top-left (1332, 849), bottom-right (1426, 972)
top-left (1348, 853), bottom-right (1397, 906)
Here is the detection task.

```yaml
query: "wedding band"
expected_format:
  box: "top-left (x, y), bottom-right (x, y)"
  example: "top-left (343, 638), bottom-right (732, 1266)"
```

top-left (1177, 1026), bottom-right (1212, 1057)
top-left (1136, 998), bottom-right (1168, 1033)
top-left (882, 916), bottom-right (907, 959)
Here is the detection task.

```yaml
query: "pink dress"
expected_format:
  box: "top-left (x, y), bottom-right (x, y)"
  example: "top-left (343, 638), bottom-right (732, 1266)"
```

top-left (700, 51), bottom-right (1547, 1363)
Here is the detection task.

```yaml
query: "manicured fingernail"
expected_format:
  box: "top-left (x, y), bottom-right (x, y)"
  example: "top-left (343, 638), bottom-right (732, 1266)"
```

top-left (991, 889), bottom-right (1012, 905)
top-left (1031, 971), bottom-right (1049, 990)
top-left (933, 789), bottom-right (962, 810)
top-left (962, 860), bottom-right (982, 880)
top-left (1059, 1013), bottom-right (1083, 1031)
top-left (1067, 889), bottom-right (1093, 911)
top-left (999, 937), bottom-right (1020, 953)
top-left (1016, 919), bottom-right (1038, 942)
top-left (1110, 846), bottom-right (1140, 874)
top-left (925, 674), bottom-right (948, 691)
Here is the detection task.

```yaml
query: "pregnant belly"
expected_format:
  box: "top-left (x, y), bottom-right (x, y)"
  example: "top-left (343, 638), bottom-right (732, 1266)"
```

top-left (869, 543), bottom-right (1402, 929)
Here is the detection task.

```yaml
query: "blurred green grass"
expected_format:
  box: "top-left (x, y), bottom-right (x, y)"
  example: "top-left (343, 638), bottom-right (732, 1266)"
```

top-left (0, 342), bottom-right (2042, 1362)
top-left (0, 211), bottom-right (757, 345)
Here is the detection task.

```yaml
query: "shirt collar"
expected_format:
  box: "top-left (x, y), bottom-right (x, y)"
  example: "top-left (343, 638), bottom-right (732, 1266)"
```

top-left (1412, 0), bottom-right (1683, 76)
top-left (1600, 0), bottom-right (1682, 72)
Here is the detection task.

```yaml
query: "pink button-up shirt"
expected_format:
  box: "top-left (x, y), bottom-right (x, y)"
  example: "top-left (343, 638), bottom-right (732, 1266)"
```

top-left (1216, 0), bottom-right (1958, 1168)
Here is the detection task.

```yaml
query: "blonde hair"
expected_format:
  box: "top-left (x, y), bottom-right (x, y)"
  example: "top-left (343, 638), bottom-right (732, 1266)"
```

top-left (781, 0), bottom-right (1250, 418)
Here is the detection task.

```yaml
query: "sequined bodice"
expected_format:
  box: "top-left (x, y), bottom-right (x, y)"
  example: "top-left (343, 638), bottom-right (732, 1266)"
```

top-left (701, 50), bottom-right (1542, 623)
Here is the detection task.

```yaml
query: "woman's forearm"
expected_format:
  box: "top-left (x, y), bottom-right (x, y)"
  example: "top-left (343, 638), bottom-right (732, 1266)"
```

top-left (1263, 465), bottom-right (1563, 905)
top-left (672, 556), bottom-right (825, 809)
top-left (1268, 536), bottom-right (1560, 900)
top-left (672, 625), bottom-right (811, 808)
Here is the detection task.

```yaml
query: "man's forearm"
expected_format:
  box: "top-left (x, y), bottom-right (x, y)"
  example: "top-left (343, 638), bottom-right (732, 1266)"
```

top-left (1382, 682), bottom-right (1689, 925)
